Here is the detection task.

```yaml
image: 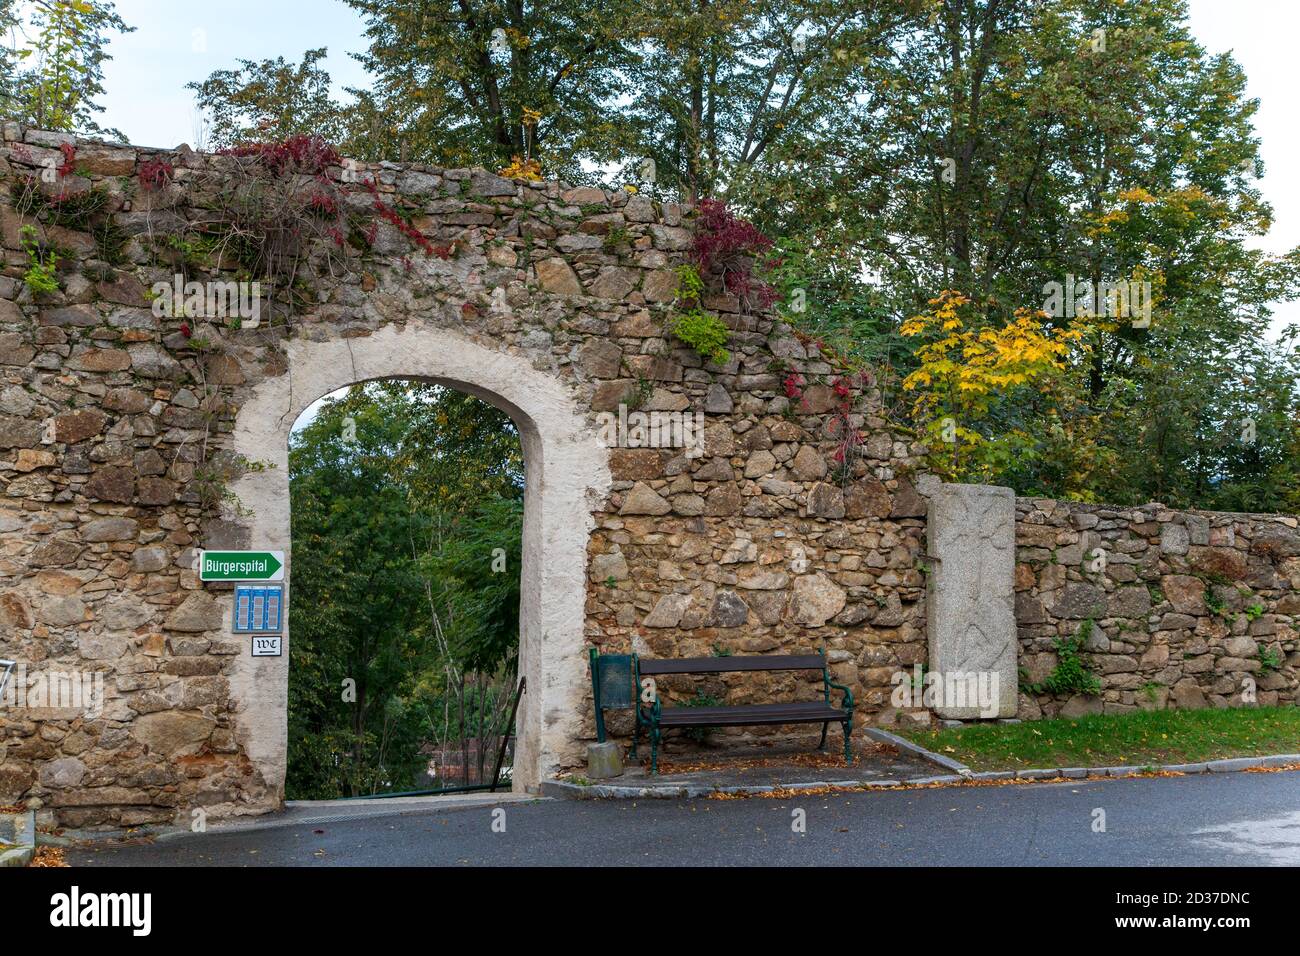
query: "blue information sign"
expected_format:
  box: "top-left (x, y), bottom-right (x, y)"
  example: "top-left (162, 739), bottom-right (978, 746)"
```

top-left (233, 585), bottom-right (283, 634)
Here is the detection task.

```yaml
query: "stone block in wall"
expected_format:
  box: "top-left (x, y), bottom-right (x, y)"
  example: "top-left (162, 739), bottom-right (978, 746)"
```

top-left (927, 482), bottom-right (1017, 718)
top-left (1252, 525), bottom-right (1300, 559)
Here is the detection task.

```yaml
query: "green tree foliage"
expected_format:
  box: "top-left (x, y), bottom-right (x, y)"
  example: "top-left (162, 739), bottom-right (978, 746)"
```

top-left (190, 0), bottom-right (1300, 512)
top-left (340, 0), bottom-right (644, 173)
top-left (0, 0), bottom-right (18, 101)
top-left (361, 379), bottom-right (523, 512)
top-left (623, 0), bottom-right (924, 202)
top-left (186, 48), bottom-right (346, 150)
top-left (742, 0), bottom-right (1300, 510)
top-left (1, 0), bottom-right (133, 135)
top-left (287, 381), bottom-right (523, 799)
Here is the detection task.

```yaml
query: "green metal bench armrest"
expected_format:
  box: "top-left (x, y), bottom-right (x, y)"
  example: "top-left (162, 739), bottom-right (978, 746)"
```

top-left (633, 654), bottom-right (654, 727)
top-left (827, 680), bottom-right (854, 709)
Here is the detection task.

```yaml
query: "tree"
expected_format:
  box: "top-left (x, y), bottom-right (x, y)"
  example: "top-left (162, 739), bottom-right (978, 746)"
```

top-left (624, 0), bottom-right (924, 203)
top-left (187, 49), bottom-right (346, 150)
top-left (0, 0), bottom-right (18, 104)
top-left (900, 290), bottom-right (1084, 482)
top-left (288, 386), bottom-right (436, 798)
top-left (2, 0), bottom-right (133, 136)
top-left (287, 381), bottom-right (525, 799)
top-left (746, 0), bottom-right (1300, 508)
top-left (341, 0), bottom-right (644, 174)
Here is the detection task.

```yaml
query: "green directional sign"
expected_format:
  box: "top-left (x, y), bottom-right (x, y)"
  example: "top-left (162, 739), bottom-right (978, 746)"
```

top-left (199, 550), bottom-right (284, 582)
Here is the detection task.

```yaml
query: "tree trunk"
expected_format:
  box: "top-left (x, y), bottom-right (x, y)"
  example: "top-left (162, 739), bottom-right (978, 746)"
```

top-left (458, 672), bottom-right (469, 787)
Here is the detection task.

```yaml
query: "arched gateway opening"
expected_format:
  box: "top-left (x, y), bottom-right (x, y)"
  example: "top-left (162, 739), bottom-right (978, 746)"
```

top-left (226, 324), bottom-right (611, 799)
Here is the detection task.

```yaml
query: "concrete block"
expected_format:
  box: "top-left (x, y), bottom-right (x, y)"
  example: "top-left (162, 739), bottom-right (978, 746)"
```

top-left (0, 810), bottom-right (34, 847)
top-left (586, 741), bottom-right (624, 779)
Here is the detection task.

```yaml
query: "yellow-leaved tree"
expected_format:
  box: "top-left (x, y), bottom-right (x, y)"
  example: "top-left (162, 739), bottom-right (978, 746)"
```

top-left (900, 290), bottom-right (1086, 482)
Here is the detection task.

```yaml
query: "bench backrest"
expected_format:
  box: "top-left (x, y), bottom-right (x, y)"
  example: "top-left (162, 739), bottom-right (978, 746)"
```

top-left (637, 654), bottom-right (826, 676)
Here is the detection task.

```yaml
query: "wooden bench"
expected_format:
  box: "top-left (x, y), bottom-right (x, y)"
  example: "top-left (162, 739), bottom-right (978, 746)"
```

top-left (589, 648), bottom-right (853, 774)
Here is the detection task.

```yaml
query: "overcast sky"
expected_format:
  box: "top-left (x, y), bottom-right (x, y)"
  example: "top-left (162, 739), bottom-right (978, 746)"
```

top-left (84, 0), bottom-right (1300, 341)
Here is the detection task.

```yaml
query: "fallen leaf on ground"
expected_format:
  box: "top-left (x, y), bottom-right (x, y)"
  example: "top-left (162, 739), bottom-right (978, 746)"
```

top-left (29, 846), bottom-right (68, 867)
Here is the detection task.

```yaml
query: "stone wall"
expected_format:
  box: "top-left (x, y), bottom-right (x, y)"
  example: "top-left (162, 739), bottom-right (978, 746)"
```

top-left (589, 373), bottom-right (931, 744)
top-left (1014, 498), bottom-right (1300, 718)
top-left (0, 125), bottom-right (929, 828)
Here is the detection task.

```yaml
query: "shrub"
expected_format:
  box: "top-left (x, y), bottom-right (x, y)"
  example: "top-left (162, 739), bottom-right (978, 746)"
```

top-left (19, 226), bottom-right (59, 296)
top-left (138, 158), bottom-right (175, 191)
top-left (690, 198), bottom-right (778, 310)
top-left (498, 156), bottom-right (541, 181)
top-left (669, 307), bottom-right (730, 365)
top-left (221, 134), bottom-right (341, 176)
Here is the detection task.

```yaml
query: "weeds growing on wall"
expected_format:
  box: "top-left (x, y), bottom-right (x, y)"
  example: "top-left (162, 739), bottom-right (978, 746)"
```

top-left (1024, 620), bottom-right (1103, 698)
top-left (18, 225), bottom-right (60, 295)
top-left (667, 263), bottom-right (730, 365)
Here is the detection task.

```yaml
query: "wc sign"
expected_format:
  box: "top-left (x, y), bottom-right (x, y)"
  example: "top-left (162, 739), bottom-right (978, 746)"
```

top-left (251, 635), bottom-right (283, 658)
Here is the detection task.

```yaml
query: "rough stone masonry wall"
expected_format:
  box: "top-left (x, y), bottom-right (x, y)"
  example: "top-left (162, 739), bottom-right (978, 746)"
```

top-left (0, 125), bottom-right (928, 828)
top-left (1015, 498), bottom-right (1300, 719)
top-left (589, 382), bottom-right (931, 749)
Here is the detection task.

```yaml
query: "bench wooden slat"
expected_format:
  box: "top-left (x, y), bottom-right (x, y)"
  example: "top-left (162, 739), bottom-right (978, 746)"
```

top-left (657, 701), bottom-right (842, 727)
top-left (637, 654), bottom-right (825, 675)
top-left (628, 649), bottom-right (854, 774)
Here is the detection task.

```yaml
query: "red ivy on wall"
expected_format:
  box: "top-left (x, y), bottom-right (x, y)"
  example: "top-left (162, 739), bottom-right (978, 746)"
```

top-left (829, 374), bottom-right (866, 471)
top-left (56, 143), bottom-right (76, 177)
top-left (221, 135), bottom-right (341, 177)
top-left (691, 198), bottom-right (778, 309)
top-left (363, 179), bottom-right (442, 258)
top-left (783, 372), bottom-right (806, 400)
top-left (138, 158), bottom-right (174, 191)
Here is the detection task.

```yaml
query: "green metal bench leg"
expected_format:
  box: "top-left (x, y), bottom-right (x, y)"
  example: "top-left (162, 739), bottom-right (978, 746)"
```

top-left (817, 722), bottom-right (828, 750)
top-left (631, 719), bottom-right (640, 760)
top-left (842, 719), bottom-right (853, 765)
top-left (650, 727), bottom-right (661, 775)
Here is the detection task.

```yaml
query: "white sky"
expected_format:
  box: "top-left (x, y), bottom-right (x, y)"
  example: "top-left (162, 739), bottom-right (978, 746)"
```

top-left (65, 1), bottom-right (1295, 340)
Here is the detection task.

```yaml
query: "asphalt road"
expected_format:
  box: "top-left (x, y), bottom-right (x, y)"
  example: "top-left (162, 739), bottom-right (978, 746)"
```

top-left (69, 769), bottom-right (1300, 866)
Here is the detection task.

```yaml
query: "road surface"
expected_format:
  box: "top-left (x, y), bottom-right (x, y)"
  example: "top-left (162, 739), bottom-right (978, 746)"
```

top-left (68, 769), bottom-right (1300, 866)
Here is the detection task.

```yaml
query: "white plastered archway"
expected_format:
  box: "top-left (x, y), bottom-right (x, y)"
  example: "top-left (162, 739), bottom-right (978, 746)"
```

top-left (225, 323), bottom-right (610, 803)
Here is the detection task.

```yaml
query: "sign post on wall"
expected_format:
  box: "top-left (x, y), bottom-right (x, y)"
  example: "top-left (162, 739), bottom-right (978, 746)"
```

top-left (233, 584), bottom-right (283, 634)
top-left (232, 582), bottom-right (284, 658)
top-left (198, 551), bottom-right (287, 657)
top-left (198, 551), bottom-right (284, 582)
